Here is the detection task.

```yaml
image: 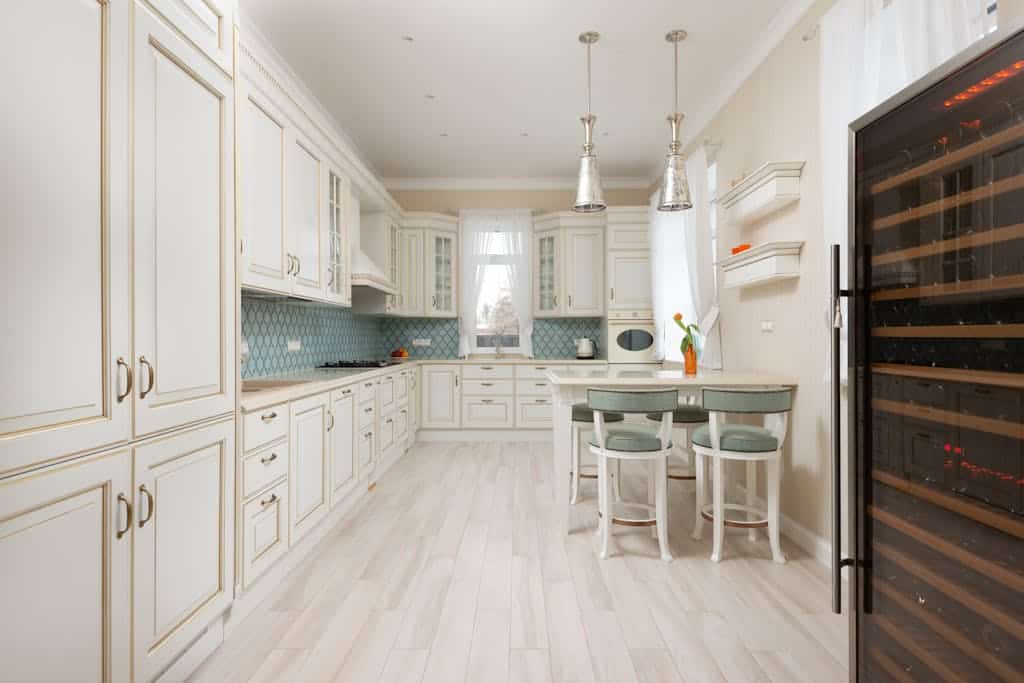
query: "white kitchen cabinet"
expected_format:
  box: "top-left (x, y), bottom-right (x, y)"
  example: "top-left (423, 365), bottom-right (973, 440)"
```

top-left (0, 448), bottom-right (132, 683)
top-left (379, 374), bottom-right (397, 414)
top-left (533, 229), bottom-right (561, 317)
top-left (607, 250), bottom-right (652, 310)
top-left (289, 393), bottom-right (330, 544)
top-left (463, 396), bottom-right (515, 429)
top-left (426, 230), bottom-right (458, 317)
top-left (358, 427), bottom-right (375, 474)
top-left (0, 0), bottom-right (132, 477)
top-left (145, 0), bottom-right (235, 74)
top-left (325, 169), bottom-right (351, 306)
top-left (422, 365), bottom-right (461, 428)
top-left (516, 397), bottom-right (553, 429)
top-left (133, 3), bottom-right (235, 436)
top-left (288, 130), bottom-right (326, 299)
top-left (398, 228), bottom-right (425, 315)
top-left (329, 386), bottom-right (357, 505)
top-left (564, 227), bottom-right (605, 316)
top-left (242, 479), bottom-right (288, 589)
top-left (133, 418), bottom-right (235, 683)
top-left (409, 368), bottom-right (421, 434)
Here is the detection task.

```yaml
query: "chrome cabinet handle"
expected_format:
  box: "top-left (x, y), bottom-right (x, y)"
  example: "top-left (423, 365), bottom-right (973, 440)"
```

top-left (260, 452), bottom-right (278, 465)
top-left (261, 411), bottom-right (277, 423)
top-left (327, 267), bottom-right (335, 287)
top-left (327, 411), bottom-right (335, 431)
top-left (139, 356), bottom-right (155, 399)
top-left (285, 254), bottom-right (294, 275)
top-left (295, 256), bottom-right (301, 276)
top-left (535, 399), bottom-right (548, 404)
top-left (116, 357), bottom-right (133, 403)
top-left (116, 493), bottom-right (132, 539)
top-left (481, 382), bottom-right (493, 387)
top-left (535, 383), bottom-right (546, 387)
top-left (535, 366), bottom-right (548, 370)
top-left (260, 493), bottom-right (278, 507)
top-left (138, 485), bottom-right (154, 528)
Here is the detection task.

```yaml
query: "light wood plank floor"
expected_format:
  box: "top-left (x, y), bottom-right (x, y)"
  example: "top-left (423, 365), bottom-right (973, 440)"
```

top-left (191, 441), bottom-right (848, 683)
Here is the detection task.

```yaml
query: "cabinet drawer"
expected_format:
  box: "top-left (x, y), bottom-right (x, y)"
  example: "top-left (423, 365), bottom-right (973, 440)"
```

top-left (517, 378), bottom-right (553, 396)
top-left (379, 375), bottom-right (396, 411)
top-left (379, 414), bottom-right (396, 451)
top-left (517, 397), bottom-right (553, 429)
top-left (516, 364), bottom-right (566, 379)
top-left (462, 396), bottom-right (515, 429)
top-left (463, 364), bottom-right (515, 380)
top-left (242, 441), bottom-right (288, 499)
top-left (242, 479), bottom-right (288, 589)
top-left (358, 400), bottom-right (375, 430)
top-left (395, 372), bottom-right (409, 404)
top-left (358, 428), bottom-right (374, 468)
top-left (357, 378), bottom-right (377, 404)
top-left (244, 403), bottom-right (288, 452)
top-left (463, 379), bottom-right (514, 395)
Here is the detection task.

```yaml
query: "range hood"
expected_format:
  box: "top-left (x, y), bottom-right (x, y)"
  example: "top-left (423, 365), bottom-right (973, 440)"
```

top-left (351, 248), bottom-right (398, 296)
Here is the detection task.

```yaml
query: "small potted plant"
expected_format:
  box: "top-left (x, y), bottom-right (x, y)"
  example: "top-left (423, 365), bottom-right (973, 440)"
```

top-left (673, 312), bottom-right (700, 375)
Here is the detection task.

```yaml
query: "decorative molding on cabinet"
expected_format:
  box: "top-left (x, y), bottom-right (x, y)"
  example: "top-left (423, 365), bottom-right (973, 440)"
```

top-left (719, 161), bottom-right (805, 226)
top-left (718, 241), bottom-right (804, 289)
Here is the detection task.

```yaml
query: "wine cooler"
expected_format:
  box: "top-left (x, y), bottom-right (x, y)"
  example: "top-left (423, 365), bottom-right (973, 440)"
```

top-left (840, 25), bottom-right (1024, 682)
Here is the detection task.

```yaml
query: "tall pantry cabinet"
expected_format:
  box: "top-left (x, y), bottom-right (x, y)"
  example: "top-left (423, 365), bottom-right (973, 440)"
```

top-left (0, 2), bottom-right (238, 681)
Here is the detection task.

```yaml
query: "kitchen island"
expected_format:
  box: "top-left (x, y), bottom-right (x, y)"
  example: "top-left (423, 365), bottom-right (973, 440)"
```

top-left (546, 366), bottom-right (798, 529)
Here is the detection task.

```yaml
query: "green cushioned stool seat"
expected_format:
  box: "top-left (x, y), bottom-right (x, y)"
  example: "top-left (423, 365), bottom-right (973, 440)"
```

top-left (572, 402), bottom-right (625, 423)
top-left (587, 425), bottom-right (668, 453)
top-left (646, 405), bottom-right (709, 424)
top-left (691, 424), bottom-right (779, 453)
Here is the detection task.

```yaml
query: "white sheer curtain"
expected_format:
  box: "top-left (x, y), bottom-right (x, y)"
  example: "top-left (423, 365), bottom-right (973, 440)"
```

top-left (820, 0), bottom-right (995, 381)
top-left (649, 145), bottom-right (722, 367)
top-left (458, 210), bottom-right (533, 357)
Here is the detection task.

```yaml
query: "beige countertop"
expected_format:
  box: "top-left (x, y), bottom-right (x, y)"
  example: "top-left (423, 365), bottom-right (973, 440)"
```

top-left (546, 367), bottom-right (798, 388)
top-left (240, 358), bottom-right (610, 412)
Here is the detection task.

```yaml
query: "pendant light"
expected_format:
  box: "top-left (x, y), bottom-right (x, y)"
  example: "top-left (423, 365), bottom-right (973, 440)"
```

top-left (573, 31), bottom-right (606, 213)
top-left (657, 30), bottom-right (693, 212)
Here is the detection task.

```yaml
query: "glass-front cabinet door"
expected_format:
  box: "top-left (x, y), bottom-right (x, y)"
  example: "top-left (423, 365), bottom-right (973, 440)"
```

top-left (534, 230), bottom-right (560, 316)
top-left (325, 170), bottom-right (349, 305)
top-left (428, 230), bottom-right (457, 317)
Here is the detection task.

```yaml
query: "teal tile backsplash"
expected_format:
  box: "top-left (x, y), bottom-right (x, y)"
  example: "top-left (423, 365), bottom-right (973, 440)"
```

top-left (242, 296), bottom-right (604, 377)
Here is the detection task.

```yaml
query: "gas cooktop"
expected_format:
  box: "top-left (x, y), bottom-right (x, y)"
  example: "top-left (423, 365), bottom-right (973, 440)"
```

top-left (318, 360), bottom-right (395, 369)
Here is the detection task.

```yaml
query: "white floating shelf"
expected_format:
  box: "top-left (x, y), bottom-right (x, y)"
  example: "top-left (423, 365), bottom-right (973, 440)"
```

top-left (719, 161), bottom-right (805, 226)
top-left (719, 241), bottom-right (804, 289)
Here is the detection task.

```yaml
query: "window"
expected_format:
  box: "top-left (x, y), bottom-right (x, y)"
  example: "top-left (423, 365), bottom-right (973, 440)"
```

top-left (459, 211), bottom-right (533, 356)
top-left (707, 160), bottom-right (720, 294)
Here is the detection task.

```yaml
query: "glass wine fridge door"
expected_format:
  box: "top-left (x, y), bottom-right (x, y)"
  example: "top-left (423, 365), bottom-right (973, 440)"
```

top-left (854, 30), bottom-right (1024, 682)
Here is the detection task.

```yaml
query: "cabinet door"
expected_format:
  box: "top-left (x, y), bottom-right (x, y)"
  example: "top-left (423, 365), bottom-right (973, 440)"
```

top-left (0, 448), bottom-right (132, 683)
top-left (240, 83), bottom-right (289, 293)
top-left (409, 369), bottom-right (420, 432)
top-left (289, 393), bottom-right (330, 544)
top-left (399, 228), bottom-right (424, 316)
top-left (386, 221), bottom-right (400, 313)
top-left (329, 388), bottom-right (356, 505)
top-left (133, 419), bottom-right (235, 683)
top-left (564, 228), bottom-right (604, 316)
top-left (288, 130), bottom-right (325, 299)
top-left (607, 251), bottom-right (652, 310)
top-left (0, 0), bottom-right (131, 477)
top-left (133, 5), bottom-right (235, 436)
top-left (533, 230), bottom-right (562, 317)
top-left (427, 231), bottom-right (458, 317)
top-left (145, 0), bottom-right (235, 74)
top-left (422, 365), bottom-right (461, 428)
top-left (324, 169), bottom-right (351, 305)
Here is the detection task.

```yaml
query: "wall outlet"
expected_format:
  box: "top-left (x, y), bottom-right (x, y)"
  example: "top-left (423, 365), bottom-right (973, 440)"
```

top-left (760, 321), bottom-right (774, 333)
top-left (287, 338), bottom-right (302, 352)
top-left (412, 338), bottom-right (431, 347)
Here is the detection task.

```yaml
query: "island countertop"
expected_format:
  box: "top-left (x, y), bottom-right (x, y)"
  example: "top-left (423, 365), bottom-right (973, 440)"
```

top-left (546, 367), bottom-right (798, 387)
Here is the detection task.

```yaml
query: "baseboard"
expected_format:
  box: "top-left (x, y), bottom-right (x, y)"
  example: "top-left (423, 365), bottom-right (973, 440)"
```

top-left (157, 618), bottom-right (223, 683)
top-left (418, 429), bottom-right (552, 442)
top-left (731, 481), bottom-right (833, 568)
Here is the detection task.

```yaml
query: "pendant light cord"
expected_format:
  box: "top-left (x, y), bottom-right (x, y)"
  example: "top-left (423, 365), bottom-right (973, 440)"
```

top-left (673, 38), bottom-right (679, 114)
top-left (586, 42), bottom-right (593, 114)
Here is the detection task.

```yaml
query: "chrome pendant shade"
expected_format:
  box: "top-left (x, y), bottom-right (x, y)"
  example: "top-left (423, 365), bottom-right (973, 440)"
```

top-left (657, 30), bottom-right (693, 212)
top-left (573, 31), bottom-right (606, 213)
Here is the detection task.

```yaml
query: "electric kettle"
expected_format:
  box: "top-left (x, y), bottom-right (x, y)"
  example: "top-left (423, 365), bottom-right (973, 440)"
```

top-left (574, 337), bottom-right (596, 359)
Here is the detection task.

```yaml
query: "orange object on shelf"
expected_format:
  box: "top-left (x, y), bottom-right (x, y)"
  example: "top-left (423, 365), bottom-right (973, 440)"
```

top-left (731, 243), bottom-right (752, 255)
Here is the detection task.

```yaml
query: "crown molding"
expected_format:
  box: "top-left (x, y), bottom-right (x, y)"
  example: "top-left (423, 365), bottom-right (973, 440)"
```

top-left (646, 0), bottom-right (820, 184)
top-left (383, 176), bottom-right (652, 192)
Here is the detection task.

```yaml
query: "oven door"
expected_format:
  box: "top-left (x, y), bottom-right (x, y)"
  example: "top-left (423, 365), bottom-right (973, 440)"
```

top-left (608, 322), bottom-right (656, 363)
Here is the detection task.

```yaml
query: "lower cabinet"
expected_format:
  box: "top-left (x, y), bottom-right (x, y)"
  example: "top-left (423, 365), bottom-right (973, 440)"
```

top-left (132, 418), bottom-right (235, 683)
top-left (517, 397), bottom-right (553, 429)
top-left (358, 427), bottom-right (375, 473)
top-left (329, 387), bottom-right (357, 506)
top-left (462, 396), bottom-right (515, 429)
top-left (289, 393), bottom-right (330, 545)
top-left (0, 448), bottom-right (132, 683)
top-left (242, 479), bottom-right (288, 590)
top-left (422, 364), bottom-right (461, 428)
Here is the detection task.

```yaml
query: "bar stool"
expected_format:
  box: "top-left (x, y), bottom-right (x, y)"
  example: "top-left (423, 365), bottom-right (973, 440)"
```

top-left (690, 388), bottom-right (792, 564)
top-left (570, 402), bottom-right (625, 505)
top-left (587, 388), bottom-right (678, 562)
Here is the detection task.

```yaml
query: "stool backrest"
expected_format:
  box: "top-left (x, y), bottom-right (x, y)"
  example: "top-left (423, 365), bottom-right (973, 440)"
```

top-left (701, 388), bottom-right (792, 414)
top-left (587, 389), bottom-right (678, 414)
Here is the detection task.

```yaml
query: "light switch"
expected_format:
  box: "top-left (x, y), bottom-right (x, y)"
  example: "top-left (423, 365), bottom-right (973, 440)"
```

top-left (412, 338), bottom-right (431, 347)
top-left (287, 338), bottom-right (301, 352)
top-left (761, 321), bottom-right (774, 333)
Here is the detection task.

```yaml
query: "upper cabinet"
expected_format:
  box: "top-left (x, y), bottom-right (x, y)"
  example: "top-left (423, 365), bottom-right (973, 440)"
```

top-left (132, 3), bottom-right (235, 436)
top-left (606, 207), bottom-right (652, 312)
top-left (287, 130), bottom-right (325, 298)
top-left (145, 0), bottom-right (236, 74)
top-left (0, 0), bottom-right (132, 476)
top-left (533, 212), bottom-right (604, 318)
top-left (397, 227), bottom-right (424, 316)
top-left (325, 170), bottom-right (352, 306)
top-left (426, 228), bottom-right (459, 318)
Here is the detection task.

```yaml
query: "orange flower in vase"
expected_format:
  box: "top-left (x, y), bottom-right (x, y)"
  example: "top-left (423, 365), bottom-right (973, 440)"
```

top-left (673, 312), bottom-right (700, 375)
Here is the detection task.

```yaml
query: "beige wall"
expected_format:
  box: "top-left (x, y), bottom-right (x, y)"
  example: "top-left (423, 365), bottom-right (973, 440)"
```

top-left (391, 188), bottom-right (651, 214)
top-left (683, 0), bottom-right (837, 541)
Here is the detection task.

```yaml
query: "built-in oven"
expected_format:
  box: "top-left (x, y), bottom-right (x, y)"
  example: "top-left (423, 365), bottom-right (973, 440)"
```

top-left (606, 311), bottom-right (656, 363)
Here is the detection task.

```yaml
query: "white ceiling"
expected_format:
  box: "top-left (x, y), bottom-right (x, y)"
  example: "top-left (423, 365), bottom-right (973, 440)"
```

top-left (240, 0), bottom-right (801, 185)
